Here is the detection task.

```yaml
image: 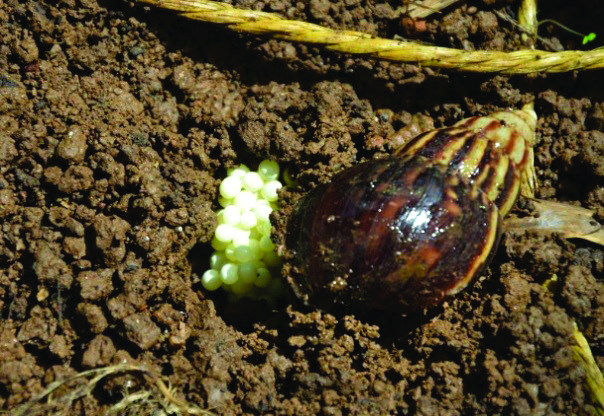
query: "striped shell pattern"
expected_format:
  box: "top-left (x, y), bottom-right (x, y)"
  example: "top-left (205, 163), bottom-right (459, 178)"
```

top-left (287, 106), bottom-right (537, 312)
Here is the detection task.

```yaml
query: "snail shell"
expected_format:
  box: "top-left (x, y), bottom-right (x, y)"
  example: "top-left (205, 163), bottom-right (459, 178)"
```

top-left (397, 106), bottom-right (537, 216)
top-left (287, 106), bottom-right (537, 312)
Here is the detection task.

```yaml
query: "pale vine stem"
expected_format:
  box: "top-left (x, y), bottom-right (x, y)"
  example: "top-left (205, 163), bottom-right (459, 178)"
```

top-left (137, 0), bottom-right (604, 73)
top-left (518, 0), bottom-right (538, 40)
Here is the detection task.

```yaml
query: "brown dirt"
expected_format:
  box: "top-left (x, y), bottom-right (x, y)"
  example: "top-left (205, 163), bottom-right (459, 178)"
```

top-left (1, 0), bottom-right (603, 414)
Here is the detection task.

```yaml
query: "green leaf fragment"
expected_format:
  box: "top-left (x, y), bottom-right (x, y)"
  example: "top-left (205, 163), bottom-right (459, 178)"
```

top-left (582, 33), bottom-right (596, 45)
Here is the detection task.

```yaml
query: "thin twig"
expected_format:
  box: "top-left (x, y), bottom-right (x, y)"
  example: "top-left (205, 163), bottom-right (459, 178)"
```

top-left (572, 325), bottom-right (604, 415)
top-left (541, 275), bottom-right (604, 415)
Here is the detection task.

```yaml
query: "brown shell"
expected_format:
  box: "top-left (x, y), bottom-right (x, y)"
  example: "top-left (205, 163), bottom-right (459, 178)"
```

top-left (287, 155), bottom-right (501, 312)
top-left (286, 107), bottom-right (537, 312)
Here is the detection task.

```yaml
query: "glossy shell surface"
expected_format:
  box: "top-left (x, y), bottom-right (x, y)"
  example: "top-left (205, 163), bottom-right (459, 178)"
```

top-left (287, 107), bottom-right (537, 312)
top-left (288, 155), bottom-right (501, 312)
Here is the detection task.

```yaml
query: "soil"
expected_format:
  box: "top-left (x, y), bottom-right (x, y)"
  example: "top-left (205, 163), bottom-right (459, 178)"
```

top-left (1, 0), bottom-right (603, 414)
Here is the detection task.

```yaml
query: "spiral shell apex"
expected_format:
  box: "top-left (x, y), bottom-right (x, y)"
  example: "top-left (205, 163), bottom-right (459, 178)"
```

top-left (287, 106), bottom-right (537, 312)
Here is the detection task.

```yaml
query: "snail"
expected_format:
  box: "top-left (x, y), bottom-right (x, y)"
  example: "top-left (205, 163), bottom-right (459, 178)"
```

top-left (286, 105), bottom-right (538, 312)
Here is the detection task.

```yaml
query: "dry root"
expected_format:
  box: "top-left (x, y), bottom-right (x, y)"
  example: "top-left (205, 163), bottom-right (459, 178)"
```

top-left (12, 364), bottom-right (214, 416)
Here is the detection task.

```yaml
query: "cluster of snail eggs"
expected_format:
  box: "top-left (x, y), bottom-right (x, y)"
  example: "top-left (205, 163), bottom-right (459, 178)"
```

top-left (202, 160), bottom-right (286, 300)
